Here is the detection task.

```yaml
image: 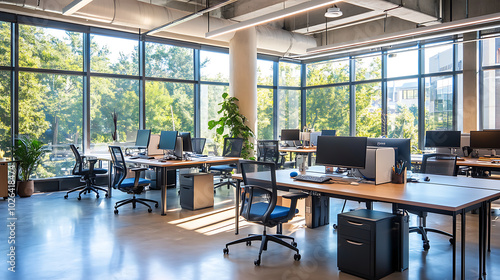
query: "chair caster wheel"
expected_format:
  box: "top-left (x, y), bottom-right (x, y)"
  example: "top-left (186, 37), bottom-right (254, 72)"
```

top-left (64, 195), bottom-right (68, 199)
top-left (294, 253), bottom-right (301, 261)
top-left (246, 241), bottom-right (251, 246)
top-left (114, 209), bottom-right (119, 214)
top-left (423, 242), bottom-right (430, 250)
top-left (155, 204), bottom-right (159, 208)
top-left (96, 195), bottom-right (99, 199)
top-left (148, 208), bottom-right (152, 213)
top-left (105, 194), bottom-right (108, 198)
top-left (291, 241), bottom-right (297, 247)
top-left (223, 248), bottom-right (229, 254)
top-left (333, 224), bottom-right (338, 230)
top-left (254, 259), bottom-right (261, 266)
top-left (449, 238), bottom-right (454, 244)
top-left (77, 197), bottom-right (81, 201)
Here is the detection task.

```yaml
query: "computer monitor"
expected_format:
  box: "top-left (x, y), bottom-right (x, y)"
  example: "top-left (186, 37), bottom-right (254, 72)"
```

top-left (159, 131), bottom-right (178, 151)
top-left (316, 136), bottom-right (367, 169)
top-left (321, 130), bottom-right (337, 136)
top-left (367, 138), bottom-right (411, 169)
top-left (310, 131), bottom-right (321, 146)
top-left (470, 130), bottom-right (500, 156)
top-left (135, 129), bottom-right (151, 149)
top-left (280, 129), bottom-right (300, 141)
top-left (179, 132), bottom-right (193, 152)
top-left (425, 131), bottom-right (461, 148)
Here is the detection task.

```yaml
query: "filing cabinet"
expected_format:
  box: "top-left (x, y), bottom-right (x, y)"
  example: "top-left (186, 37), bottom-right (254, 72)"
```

top-left (179, 172), bottom-right (214, 210)
top-left (0, 161), bottom-right (8, 198)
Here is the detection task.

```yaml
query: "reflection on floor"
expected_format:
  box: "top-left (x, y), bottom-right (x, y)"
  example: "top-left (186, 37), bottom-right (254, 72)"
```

top-left (0, 187), bottom-right (499, 279)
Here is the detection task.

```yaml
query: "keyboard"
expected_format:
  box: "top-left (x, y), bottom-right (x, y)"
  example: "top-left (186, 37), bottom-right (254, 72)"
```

top-left (294, 174), bottom-right (331, 183)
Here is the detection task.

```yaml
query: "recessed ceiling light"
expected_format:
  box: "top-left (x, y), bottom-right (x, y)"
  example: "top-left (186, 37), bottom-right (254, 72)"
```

top-left (325, 6), bottom-right (342, 18)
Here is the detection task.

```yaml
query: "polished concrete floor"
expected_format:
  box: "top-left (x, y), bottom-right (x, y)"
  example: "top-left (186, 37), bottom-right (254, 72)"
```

top-left (1, 186), bottom-right (499, 280)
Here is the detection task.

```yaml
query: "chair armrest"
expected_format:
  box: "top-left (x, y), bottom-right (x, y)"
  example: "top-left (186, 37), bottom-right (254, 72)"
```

top-left (281, 191), bottom-right (308, 200)
top-left (130, 167), bottom-right (148, 173)
top-left (87, 158), bottom-right (97, 173)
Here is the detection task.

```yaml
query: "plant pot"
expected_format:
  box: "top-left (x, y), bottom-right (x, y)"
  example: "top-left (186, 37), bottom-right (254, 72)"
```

top-left (18, 180), bottom-right (34, 197)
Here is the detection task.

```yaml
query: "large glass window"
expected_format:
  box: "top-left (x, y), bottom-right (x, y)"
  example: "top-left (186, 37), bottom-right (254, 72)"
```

top-left (90, 34), bottom-right (138, 75)
top-left (387, 79), bottom-right (419, 151)
top-left (307, 59), bottom-right (349, 86)
top-left (18, 72), bottom-right (83, 178)
top-left (0, 71), bottom-right (10, 153)
top-left (481, 37), bottom-right (500, 67)
top-left (355, 54), bottom-right (381, 81)
top-left (200, 84), bottom-right (228, 155)
top-left (257, 60), bottom-right (273, 86)
top-left (425, 76), bottom-right (453, 130)
top-left (90, 77), bottom-right (139, 152)
top-left (356, 82), bottom-right (381, 137)
top-left (278, 89), bottom-right (301, 135)
top-left (306, 86), bottom-right (349, 136)
top-left (482, 70), bottom-right (500, 129)
top-left (387, 47), bottom-right (418, 78)
top-left (145, 81), bottom-right (194, 134)
top-left (279, 62), bottom-right (301, 87)
top-left (145, 42), bottom-right (193, 80)
top-left (257, 88), bottom-right (273, 140)
top-left (19, 25), bottom-right (82, 71)
top-left (0, 21), bottom-right (11, 66)
top-left (200, 50), bottom-right (229, 82)
top-left (424, 42), bottom-right (453, 74)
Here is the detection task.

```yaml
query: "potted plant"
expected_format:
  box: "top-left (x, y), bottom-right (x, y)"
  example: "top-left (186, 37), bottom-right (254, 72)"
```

top-left (12, 136), bottom-right (46, 197)
top-left (208, 92), bottom-right (255, 159)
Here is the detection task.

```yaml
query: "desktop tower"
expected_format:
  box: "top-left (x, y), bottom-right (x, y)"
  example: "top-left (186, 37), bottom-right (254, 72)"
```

top-left (360, 147), bottom-right (395, 185)
top-left (305, 195), bottom-right (329, 228)
top-left (392, 211), bottom-right (409, 271)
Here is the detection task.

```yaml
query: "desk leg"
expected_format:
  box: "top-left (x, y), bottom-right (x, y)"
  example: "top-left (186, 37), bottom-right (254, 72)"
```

top-left (307, 152), bottom-right (312, 167)
top-left (159, 167), bottom-right (168, 216)
top-left (483, 202), bottom-right (487, 276)
top-left (107, 161), bottom-right (113, 198)
top-left (461, 210), bottom-right (466, 280)
top-left (453, 214), bottom-right (456, 280)
top-left (488, 201), bottom-right (491, 252)
top-left (479, 204), bottom-right (483, 279)
top-left (235, 179), bottom-right (240, 235)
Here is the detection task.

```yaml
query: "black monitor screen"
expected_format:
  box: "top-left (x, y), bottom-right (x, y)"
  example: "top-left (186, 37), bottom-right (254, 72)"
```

top-left (281, 129), bottom-right (300, 141)
top-left (470, 131), bottom-right (500, 149)
top-left (316, 136), bottom-right (367, 169)
top-left (159, 131), bottom-right (178, 150)
top-left (321, 130), bottom-right (337, 136)
top-left (180, 132), bottom-right (193, 152)
top-left (367, 138), bottom-right (411, 169)
top-left (135, 130), bottom-right (151, 148)
top-left (425, 131), bottom-right (461, 148)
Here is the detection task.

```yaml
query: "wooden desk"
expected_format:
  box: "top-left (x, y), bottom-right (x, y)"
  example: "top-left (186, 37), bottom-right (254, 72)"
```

top-left (93, 154), bottom-right (239, 215)
top-left (233, 170), bottom-right (500, 279)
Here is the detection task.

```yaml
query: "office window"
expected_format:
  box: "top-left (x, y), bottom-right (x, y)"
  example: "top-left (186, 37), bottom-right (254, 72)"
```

top-left (0, 71), bottom-right (10, 153)
top-left (481, 37), bottom-right (500, 67)
top-left (387, 79), bottom-right (419, 151)
top-left (279, 62), bottom-right (301, 87)
top-left (200, 50), bottom-right (229, 82)
top-left (425, 76), bottom-right (453, 131)
top-left (456, 74), bottom-right (464, 132)
top-left (90, 77), bottom-right (139, 152)
top-left (356, 82), bottom-right (381, 137)
top-left (456, 42), bottom-right (463, 71)
top-left (19, 25), bottom-right (83, 71)
top-left (355, 54), bottom-right (381, 81)
top-left (306, 86), bottom-right (349, 136)
top-left (307, 59), bottom-right (349, 86)
top-left (257, 59), bottom-right (273, 86)
top-left (200, 84), bottom-right (228, 155)
top-left (424, 42), bottom-right (453, 74)
top-left (278, 89), bottom-right (301, 134)
top-left (90, 34), bottom-right (138, 75)
top-left (18, 72), bottom-right (83, 178)
top-left (387, 47), bottom-right (418, 78)
top-left (0, 21), bottom-right (11, 66)
top-left (145, 42), bottom-right (194, 80)
top-left (481, 69), bottom-right (500, 129)
top-left (257, 88), bottom-right (273, 140)
top-left (145, 81), bottom-right (194, 134)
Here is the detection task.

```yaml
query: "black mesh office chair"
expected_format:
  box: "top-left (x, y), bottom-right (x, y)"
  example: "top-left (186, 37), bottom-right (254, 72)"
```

top-left (257, 140), bottom-right (285, 168)
top-left (210, 138), bottom-right (243, 192)
top-left (64, 144), bottom-right (108, 200)
top-left (411, 153), bottom-right (457, 250)
top-left (109, 146), bottom-right (158, 214)
top-left (192, 138), bottom-right (206, 154)
top-left (223, 161), bottom-right (307, 265)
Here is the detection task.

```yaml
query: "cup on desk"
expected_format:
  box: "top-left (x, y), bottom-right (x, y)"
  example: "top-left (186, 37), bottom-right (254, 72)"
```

top-left (392, 167), bottom-right (407, 184)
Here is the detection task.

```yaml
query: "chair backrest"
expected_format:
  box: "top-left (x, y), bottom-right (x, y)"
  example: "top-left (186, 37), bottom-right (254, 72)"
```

top-left (421, 153), bottom-right (457, 176)
top-left (257, 140), bottom-right (279, 164)
top-left (240, 160), bottom-right (278, 225)
top-left (222, 138), bottom-right (244, 157)
top-left (70, 144), bottom-right (83, 175)
top-left (192, 138), bottom-right (206, 154)
top-left (108, 146), bottom-right (128, 188)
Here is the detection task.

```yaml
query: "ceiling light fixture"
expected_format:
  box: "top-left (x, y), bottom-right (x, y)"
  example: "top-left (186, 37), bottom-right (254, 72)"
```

top-left (325, 5), bottom-right (342, 18)
top-left (205, 0), bottom-right (342, 38)
top-left (62, 0), bottom-right (93, 16)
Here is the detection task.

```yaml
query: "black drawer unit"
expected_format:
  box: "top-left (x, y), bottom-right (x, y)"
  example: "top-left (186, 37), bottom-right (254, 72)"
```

top-left (337, 209), bottom-right (395, 280)
top-left (179, 172), bottom-right (214, 210)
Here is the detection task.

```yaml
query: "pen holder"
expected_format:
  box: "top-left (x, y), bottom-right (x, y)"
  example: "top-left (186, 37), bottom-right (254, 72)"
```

top-left (392, 167), bottom-right (407, 184)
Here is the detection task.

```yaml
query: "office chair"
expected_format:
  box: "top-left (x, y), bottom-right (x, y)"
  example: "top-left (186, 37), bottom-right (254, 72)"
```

top-left (411, 153), bottom-right (457, 250)
top-left (109, 146), bottom-right (158, 214)
top-left (64, 144), bottom-right (108, 200)
top-left (223, 161), bottom-right (307, 265)
top-left (192, 138), bottom-right (206, 154)
top-left (257, 140), bottom-right (283, 167)
top-left (210, 138), bottom-right (244, 192)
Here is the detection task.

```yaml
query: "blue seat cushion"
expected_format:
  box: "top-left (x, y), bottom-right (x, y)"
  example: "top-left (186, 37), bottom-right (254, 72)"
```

top-left (75, 168), bottom-right (107, 176)
top-left (210, 165), bottom-right (235, 172)
top-left (119, 177), bottom-right (151, 188)
top-left (249, 202), bottom-right (299, 220)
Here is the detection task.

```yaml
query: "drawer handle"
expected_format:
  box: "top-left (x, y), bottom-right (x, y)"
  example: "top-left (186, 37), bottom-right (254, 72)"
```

top-left (347, 220), bottom-right (364, 226)
top-left (346, 240), bottom-right (364, 246)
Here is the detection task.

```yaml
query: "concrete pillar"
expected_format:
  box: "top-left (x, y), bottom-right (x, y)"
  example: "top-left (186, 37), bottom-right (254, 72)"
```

top-left (462, 32), bottom-right (478, 133)
top-left (229, 27), bottom-right (257, 151)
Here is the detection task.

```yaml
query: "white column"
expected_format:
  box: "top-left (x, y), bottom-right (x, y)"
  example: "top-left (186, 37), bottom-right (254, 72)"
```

top-left (462, 32), bottom-right (478, 133)
top-left (229, 27), bottom-right (257, 148)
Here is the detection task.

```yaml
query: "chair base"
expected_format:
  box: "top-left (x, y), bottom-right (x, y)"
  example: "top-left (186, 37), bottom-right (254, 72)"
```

top-left (214, 179), bottom-right (237, 192)
top-left (114, 195), bottom-right (159, 214)
top-left (64, 183), bottom-right (108, 200)
top-left (410, 226), bottom-right (454, 250)
top-left (223, 227), bottom-right (301, 266)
